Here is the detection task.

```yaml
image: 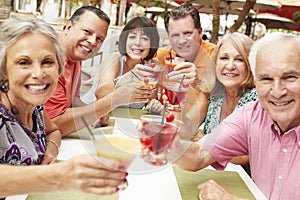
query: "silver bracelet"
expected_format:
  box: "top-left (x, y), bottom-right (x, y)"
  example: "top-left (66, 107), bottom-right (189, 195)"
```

top-left (113, 77), bottom-right (120, 89)
top-left (46, 139), bottom-right (60, 154)
top-left (180, 131), bottom-right (200, 141)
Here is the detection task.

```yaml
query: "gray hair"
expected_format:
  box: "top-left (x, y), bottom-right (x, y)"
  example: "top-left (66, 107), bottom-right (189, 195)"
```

top-left (0, 17), bottom-right (65, 80)
top-left (249, 32), bottom-right (300, 80)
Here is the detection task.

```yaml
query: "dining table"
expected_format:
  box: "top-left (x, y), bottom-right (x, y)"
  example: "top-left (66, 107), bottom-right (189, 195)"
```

top-left (7, 107), bottom-right (267, 200)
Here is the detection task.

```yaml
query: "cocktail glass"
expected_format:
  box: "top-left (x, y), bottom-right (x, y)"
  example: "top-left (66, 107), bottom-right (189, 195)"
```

top-left (91, 127), bottom-right (141, 190)
top-left (137, 115), bottom-right (181, 166)
top-left (164, 56), bottom-right (184, 72)
top-left (143, 63), bottom-right (164, 87)
top-left (162, 80), bottom-right (190, 112)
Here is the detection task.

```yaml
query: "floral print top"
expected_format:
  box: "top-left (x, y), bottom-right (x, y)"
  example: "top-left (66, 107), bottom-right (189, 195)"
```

top-left (0, 101), bottom-right (46, 165)
top-left (203, 88), bottom-right (258, 134)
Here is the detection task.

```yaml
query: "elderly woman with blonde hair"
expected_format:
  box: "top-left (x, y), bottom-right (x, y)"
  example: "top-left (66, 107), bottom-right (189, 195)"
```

top-left (0, 17), bottom-right (127, 198)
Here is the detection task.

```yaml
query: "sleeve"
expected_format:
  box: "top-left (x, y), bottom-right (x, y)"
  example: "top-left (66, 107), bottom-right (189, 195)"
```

top-left (75, 78), bottom-right (81, 97)
top-left (44, 77), bottom-right (68, 118)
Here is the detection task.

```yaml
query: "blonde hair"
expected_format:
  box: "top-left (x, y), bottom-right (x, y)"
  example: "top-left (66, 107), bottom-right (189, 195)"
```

top-left (0, 17), bottom-right (65, 80)
top-left (211, 32), bottom-right (254, 95)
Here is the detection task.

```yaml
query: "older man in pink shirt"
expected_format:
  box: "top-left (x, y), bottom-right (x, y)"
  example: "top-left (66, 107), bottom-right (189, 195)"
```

top-left (169, 32), bottom-right (300, 200)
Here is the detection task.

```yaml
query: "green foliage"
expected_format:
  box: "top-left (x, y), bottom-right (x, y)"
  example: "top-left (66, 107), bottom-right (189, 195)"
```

top-left (292, 11), bottom-right (300, 25)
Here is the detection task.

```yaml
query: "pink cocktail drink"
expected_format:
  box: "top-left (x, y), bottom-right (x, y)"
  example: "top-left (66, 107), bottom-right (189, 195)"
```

top-left (142, 122), bottom-right (178, 154)
top-left (163, 81), bottom-right (189, 111)
top-left (138, 115), bottom-right (181, 166)
top-left (165, 88), bottom-right (187, 105)
top-left (144, 63), bottom-right (164, 87)
top-left (164, 56), bottom-right (184, 72)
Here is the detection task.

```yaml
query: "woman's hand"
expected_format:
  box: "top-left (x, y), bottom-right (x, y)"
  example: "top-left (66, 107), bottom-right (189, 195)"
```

top-left (93, 114), bottom-right (110, 128)
top-left (146, 99), bottom-right (164, 114)
top-left (58, 154), bottom-right (128, 195)
top-left (131, 63), bottom-right (155, 80)
top-left (113, 81), bottom-right (153, 106)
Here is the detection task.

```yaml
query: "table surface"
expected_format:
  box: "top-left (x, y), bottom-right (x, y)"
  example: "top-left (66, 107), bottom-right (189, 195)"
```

top-left (7, 108), bottom-right (267, 200)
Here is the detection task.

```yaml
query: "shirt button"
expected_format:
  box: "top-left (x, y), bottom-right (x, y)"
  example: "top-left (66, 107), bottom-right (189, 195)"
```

top-left (282, 148), bottom-right (288, 153)
top-left (278, 175), bottom-right (283, 180)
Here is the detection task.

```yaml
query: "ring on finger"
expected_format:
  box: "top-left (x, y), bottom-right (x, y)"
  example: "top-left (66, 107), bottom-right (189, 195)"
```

top-left (199, 194), bottom-right (203, 200)
top-left (117, 182), bottom-right (128, 191)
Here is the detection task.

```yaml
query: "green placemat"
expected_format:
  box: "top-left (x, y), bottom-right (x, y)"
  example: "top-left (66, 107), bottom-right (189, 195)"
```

top-left (173, 166), bottom-right (256, 200)
top-left (110, 107), bottom-right (148, 119)
top-left (27, 191), bottom-right (118, 200)
top-left (66, 108), bottom-right (148, 139)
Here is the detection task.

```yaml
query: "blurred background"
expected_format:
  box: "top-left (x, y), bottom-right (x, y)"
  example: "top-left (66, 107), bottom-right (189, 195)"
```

top-left (2, 0), bottom-right (299, 39)
top-left (1, 0), bottom-right (299, 68)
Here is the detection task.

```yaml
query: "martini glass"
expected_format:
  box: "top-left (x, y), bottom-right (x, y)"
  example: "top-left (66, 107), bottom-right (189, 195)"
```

top-left (164, 56), bottom-right (184, 72)
top-left (143, 63), bottom-right (164, 87)
top-left (162, 80), bottom-right (190, 112)
top-left (137, 115), bottom-right (181, 166)
top-left (89, 127), bottom-right (141, 190)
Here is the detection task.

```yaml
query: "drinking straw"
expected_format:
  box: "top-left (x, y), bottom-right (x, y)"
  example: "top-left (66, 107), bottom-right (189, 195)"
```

top-left (169, 52), bottom-right (173, 66)
top-left (161, 102), bottom-right (167, 125)
top-left (130, 70), bottom-right (143, 81)
top-left (178, 74), bottom-right (185, 90)
top-left (81, 116), bottom-right (96, 140)
top-left (171, 74), bottom-right (186, 105)
top-left (156, 103), bottom-right (167, 155)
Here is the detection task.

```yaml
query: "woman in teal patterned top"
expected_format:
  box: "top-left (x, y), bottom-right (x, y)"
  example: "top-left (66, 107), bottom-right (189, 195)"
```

top-left (204, 89), bottom-right (257, 134)
top-left (204, 32), bottom-right (257, 134)
top-left (202, 33), bottom-right (257, 173)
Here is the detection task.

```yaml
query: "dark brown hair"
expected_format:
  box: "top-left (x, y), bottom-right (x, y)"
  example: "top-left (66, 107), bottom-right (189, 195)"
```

top-left (70, 6), bottom-right (110, 26)
top-left (164, 5), bottom-right (201, 33)
top-left (118, 16), bottom-right (159, 61)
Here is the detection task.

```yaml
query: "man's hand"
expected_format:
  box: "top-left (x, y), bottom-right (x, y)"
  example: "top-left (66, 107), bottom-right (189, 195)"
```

top-left (198, 180), bottom-right (246, 200)
top-left (93, 114), bottom-right (110, 127)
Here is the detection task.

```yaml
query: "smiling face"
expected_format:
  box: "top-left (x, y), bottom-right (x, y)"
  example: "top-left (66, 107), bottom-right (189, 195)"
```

top-left (254, 40), bottom-right (300, 132)
top-left (5, 31), bottom-right (60, 108)
top-left (126, 28), bottom-right (150, 60)
top-left (216, 41), bottom-right (248, 91)
top-left (63, 11), bottom-right (108, 62)
top-left (168, 15), bottom-right (201, 62)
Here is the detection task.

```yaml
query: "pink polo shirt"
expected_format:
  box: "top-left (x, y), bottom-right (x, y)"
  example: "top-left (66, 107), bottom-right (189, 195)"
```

top-left (201, 101), bottom-right (300, 199)
top-left (44, 59), bottom-right (82, 118)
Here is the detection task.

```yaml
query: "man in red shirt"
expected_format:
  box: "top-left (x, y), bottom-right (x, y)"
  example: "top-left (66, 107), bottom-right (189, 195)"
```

top-left (44, 6), bottom-right (152, 136)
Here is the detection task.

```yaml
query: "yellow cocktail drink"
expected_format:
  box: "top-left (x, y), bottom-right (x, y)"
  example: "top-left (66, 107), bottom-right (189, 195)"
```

top-left (93, 135), bottom-right (141, 170)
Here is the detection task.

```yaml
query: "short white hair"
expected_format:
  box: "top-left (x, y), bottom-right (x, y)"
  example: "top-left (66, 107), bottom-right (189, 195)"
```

top-left (249, 32), bottom-right (300, 80)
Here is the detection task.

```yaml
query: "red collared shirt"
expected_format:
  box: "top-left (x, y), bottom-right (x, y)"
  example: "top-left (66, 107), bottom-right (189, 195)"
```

top-left (44, 59), bottom-right (82, 118)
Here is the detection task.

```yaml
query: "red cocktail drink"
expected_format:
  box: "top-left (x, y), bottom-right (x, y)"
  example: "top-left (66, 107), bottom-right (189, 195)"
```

top-left (163, 81), bottom-right (189, 112)
top-left (144, 63), bottom-right (164, 87)
top-left (138, 115), bottom-right (181, 166)
top-left (164, 56), bottom-right (184, 72)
